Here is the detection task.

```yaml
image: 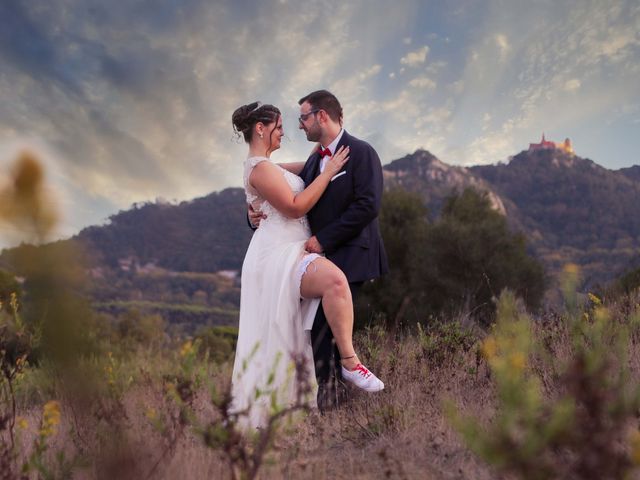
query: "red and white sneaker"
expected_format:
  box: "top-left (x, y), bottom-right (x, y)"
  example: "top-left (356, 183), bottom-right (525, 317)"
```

top-left (341, 364), bottom-right (384, 392)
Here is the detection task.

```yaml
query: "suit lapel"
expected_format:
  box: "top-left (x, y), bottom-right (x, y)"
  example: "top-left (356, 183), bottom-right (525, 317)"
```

top-left (304, 152), bottom-right (322, 184)
top-left (334, 130), bottom-right (351, 175)
top-left (336, 130), bottom-right (351, 151)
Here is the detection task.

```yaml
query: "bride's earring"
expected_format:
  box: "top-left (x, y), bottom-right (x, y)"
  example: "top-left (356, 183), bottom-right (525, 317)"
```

top-left (259, 133), bottom-right (264, 139)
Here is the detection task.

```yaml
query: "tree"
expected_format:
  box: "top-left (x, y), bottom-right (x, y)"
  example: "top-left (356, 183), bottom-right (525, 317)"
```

top-left (355, 188), bottom-right (430, 329)
top-left (424, 189), bottom-right (545, 324)
top-left (361, 188), bottom-right (545, 328)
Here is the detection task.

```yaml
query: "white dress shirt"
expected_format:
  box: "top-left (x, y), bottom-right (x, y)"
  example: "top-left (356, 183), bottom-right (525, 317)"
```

top-left (319, 128), bottom-right (345, 173)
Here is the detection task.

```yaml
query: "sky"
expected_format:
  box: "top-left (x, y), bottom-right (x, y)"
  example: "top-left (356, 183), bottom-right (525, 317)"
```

top-left (0, 0), bottom-right (639, 247)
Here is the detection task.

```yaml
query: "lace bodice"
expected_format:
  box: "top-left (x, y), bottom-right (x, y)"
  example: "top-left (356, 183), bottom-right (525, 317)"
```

top-left (243, 156), bottom-right (311, 230)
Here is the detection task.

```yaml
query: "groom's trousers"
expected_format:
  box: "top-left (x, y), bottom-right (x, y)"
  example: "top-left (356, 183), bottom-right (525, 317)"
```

top-left (311, 281), bottom-right (363, 413)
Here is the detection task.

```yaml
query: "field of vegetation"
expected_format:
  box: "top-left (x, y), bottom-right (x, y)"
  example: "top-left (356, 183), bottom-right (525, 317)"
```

top-left (4, 276), bottom-right (640, 479)
top-left (4, 152), bottom-right (640, 479)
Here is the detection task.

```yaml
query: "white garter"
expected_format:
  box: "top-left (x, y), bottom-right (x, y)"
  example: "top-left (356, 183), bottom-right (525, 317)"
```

top-left (296, 252), bottom-right (321, 298)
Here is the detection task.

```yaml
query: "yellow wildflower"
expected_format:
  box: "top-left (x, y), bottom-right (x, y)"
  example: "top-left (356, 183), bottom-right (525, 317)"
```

top-left (15, 355), bottom-right (28, 372)
top-left (9, 292), bottom-right (18, 312)
top-left (587, 292), bottom-right (602, 305)
top-left (164, 381), bottom-right (176, 395)
top-left (563, 263), bottom-right (579, 275)
top-left (179, 340), bottom-right (194, 358)
top-left (594, 307), bottom-right (609, 324)
top-left (17, 416), bottom-right (28, 430)
top-left (145, 408), bottom-right (158, 420)
top-left (104, 351), bottom-right (116, 385)
top-left (630, 429), bottom-right (640, 464)
top-left (509, 352), bottom-right (526, 372)
top-left (40, 400), bottom-right (61, 439)
top-left (481, 336), bottom-right (498, 361)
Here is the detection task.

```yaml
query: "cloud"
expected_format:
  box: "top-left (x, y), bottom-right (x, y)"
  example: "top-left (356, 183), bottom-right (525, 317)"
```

top-left (0, 0), bottom-right (429, 243)
top-left (482, 113), bottom-right (492, 131)
top-left (0, 1), bottom-right (370, 203)
top-left (360, 64), bottom-right (383, 80)
top-left (426, 60), bottom-right (447, 75)
top-left (400, 46), bottom-right (430, 67)
top-left (330, 64), bottom-right (383, 105)
top-left (448, 80), bottom-right (465, 94)
top-left (408, 76), bottom-right (436, 89)
top-left (462, 132), bottom-right (517, 166)
top-left (443, 0), bottom-right (640, 167)
top-left (1, 0), bottom-right (639, 245)
top-left (494, 34), bottom-right (511, 60)
top-left (414, 105), bottom-right (453, 130)
top-left (564, 79), bottom-right (581, 92)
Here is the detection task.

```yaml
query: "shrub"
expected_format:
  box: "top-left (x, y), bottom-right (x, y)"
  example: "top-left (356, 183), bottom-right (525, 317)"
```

top-left (449, 267), bottom-right (640, 479)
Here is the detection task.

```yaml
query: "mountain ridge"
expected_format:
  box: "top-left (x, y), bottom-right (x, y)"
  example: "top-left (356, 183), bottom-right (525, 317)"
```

top-left (1, 148), bottom-right (638, 288)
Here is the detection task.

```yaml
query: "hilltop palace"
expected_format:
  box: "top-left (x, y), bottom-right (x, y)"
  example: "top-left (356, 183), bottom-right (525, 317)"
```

top-left (528, 133), bottom-right (574, 154)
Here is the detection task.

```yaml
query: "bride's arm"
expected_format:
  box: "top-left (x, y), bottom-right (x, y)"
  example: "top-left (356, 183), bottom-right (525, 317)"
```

top-left (277, 144), bottom-right (320, 175)
top-left (277, 162), bottom-right (305, 175)
top-left (250, 147), bottom-right (349, 218)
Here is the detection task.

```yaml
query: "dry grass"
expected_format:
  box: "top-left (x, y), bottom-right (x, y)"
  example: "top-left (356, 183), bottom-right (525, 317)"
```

top-left (8, 330), bottom-right (495, 479)
top-left (5, 291), bottom-right (640, 479)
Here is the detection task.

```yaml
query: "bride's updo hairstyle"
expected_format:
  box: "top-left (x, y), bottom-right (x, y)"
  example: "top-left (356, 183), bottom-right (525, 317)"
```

top-left (232, 102), bottom-right (281, 143)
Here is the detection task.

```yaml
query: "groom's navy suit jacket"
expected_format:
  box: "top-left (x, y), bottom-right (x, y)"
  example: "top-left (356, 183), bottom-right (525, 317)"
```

top-left (299, 130), bottom-right (389, 283)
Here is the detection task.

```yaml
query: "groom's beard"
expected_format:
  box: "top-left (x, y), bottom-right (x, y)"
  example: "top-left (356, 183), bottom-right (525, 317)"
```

top-left (306, 131), bottom-right (320, 142)
top-left (303, 124), bottom-right (321, 142)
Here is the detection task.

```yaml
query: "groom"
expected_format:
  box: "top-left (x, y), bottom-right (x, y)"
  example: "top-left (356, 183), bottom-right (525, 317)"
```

top-left (296, 90), bottom-right (388, 411)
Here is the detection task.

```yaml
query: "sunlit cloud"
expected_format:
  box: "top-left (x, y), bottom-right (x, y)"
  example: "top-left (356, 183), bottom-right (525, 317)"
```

top-left (494, 34), bottom-right (511, 61)
top-left (564, 79), bottom-right (581, 92)
top-left (400, 46), bottom-right (430, 67)
top-left (0, 0), bottom-right (638, 246)
top-left (408, 76), bottom-right (436, 90)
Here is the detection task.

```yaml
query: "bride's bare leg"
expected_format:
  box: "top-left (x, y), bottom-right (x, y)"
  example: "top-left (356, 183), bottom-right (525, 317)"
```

top-left (299, 257), bottom-right (360, 370)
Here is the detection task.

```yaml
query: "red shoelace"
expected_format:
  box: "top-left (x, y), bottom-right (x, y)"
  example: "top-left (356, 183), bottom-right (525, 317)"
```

top-left (355, 364), bottom-right (372, 379)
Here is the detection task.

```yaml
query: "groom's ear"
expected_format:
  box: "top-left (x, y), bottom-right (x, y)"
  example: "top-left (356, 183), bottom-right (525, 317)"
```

top-left (317, 110), bottom-right (328, 124)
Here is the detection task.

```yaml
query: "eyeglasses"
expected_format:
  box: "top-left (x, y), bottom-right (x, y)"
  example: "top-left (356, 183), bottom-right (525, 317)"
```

top-left (298, 109), bottom-right (320, 124)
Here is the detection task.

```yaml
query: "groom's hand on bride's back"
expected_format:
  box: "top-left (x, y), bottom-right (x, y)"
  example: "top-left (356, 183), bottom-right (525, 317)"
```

top-left (247, 204), bottom-right (266, 229)
top-left (304, 235), bottom-right (323, 253)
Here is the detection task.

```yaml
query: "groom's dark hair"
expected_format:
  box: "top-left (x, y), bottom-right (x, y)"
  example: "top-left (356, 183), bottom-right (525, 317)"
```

top-left (298, 90), bottom-right (343, 124)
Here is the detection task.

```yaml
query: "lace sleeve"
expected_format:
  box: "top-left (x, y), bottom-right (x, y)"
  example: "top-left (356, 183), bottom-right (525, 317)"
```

top-left (245, 156), bottom-right (268, 170)
top-left (243, 156), bottom-right (269, 206)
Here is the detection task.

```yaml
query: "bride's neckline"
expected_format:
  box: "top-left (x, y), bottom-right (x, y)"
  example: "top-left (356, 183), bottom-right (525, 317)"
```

top-left (246, 155), bottom-right (270, 161)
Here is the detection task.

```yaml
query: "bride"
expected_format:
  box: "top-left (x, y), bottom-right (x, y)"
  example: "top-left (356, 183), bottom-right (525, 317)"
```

top-left (230, 101), bottom-right (383, 428)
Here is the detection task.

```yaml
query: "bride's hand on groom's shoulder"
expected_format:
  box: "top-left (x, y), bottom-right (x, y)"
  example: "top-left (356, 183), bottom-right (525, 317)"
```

top-left (325, 146), bottom-right (349, 176)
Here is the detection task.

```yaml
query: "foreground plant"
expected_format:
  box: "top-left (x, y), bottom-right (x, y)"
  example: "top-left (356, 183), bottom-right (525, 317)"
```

top-left (1, 293), bottom-right (32, 479)
top-left (449, 267), bottom-right (640, 479)
top-left (0, 296), bottom-right (79, 479)
top-left (156, 340), bottom-right (314, 480)
top-left (22, 400), bottom-right (81, 479)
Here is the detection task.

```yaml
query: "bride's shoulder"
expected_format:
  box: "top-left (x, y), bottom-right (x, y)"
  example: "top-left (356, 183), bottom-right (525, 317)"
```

top-left (245, 156), bottom-right (271, 169)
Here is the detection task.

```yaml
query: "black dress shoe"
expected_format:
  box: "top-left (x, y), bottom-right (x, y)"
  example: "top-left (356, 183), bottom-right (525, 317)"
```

top-left (316, 382), bottom-right (333, 414)
top-left (317, 377), bottom-right (350, 413)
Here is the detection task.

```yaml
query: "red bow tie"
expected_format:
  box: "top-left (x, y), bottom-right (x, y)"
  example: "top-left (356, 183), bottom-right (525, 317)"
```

top-left (318, 147), bottom-right (331, 157)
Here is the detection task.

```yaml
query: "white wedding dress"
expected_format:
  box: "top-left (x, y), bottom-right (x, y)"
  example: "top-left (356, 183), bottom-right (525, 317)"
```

top-left (231, 156), bottom-right (321, 429)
